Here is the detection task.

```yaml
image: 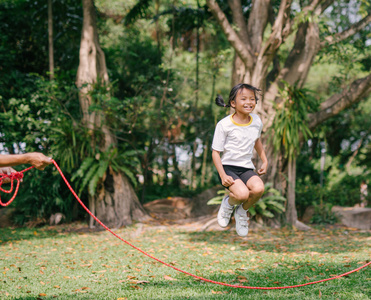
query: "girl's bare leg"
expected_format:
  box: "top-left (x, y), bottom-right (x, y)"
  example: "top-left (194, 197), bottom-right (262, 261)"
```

top-left (242, 176), bottom-right (265, 210)
top-left (227, 179), bottom-right (250, 205)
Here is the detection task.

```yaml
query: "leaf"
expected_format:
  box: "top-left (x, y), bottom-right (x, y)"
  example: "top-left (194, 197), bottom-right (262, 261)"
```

top-left (164, 275), bottom-right (177, 281)
top-left (211, 290), bottom-right (225, 294)
top-left (88, 172), bottom-right (100, 196)
top-left (72, 157), bottom-right (94, 181)
top-left (117, 165), bottom-right (137, 188)
top-left (130, 285), bottom-right (142, 290)
top-left (207, 195), bottom-right (224, 205)
top-left (80, 163), bottom-right (99, 196)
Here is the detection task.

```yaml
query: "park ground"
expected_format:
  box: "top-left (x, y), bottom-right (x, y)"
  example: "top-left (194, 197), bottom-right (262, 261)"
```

top-left (0, 219), bottom-right (370, 300)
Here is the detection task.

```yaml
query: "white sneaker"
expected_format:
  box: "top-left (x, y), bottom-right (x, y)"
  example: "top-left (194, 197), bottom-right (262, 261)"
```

top-left (234, 205), bottom-right (249, 236)
top-left (217, 195), bottom-right (233, 228)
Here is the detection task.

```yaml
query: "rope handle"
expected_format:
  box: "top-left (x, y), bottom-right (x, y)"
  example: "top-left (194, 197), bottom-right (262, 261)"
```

top-left (0, 166), bottom-right (33, 206)
top-left (0, 160), bottom-right (370, 290)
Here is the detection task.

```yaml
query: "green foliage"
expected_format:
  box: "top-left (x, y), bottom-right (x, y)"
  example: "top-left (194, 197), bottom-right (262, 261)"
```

top-left (124, 0), bottom-right (153, 26)
top-left (296, 172), bottom-right (370, 219)
top-left (206, 189), bottom-right (226, 205)
top-left (9, 167), bottom-right (78, 226)
top-left (207, 183), bottom-right (286, 221)
top-left (0, 72), bottom-right (86, 224)
top-left (310, 202), bottom-right (339, 225)
top-left (271, 81), bottom-right (319, 159)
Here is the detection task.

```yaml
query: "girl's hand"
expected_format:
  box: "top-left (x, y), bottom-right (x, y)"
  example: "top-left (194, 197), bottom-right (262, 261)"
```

top-left (0, 167), bottom-right (17, 184)
top-left (257, 162), bottom-right (268, 176)
top-left (221, 175), bottom-right (235, 187)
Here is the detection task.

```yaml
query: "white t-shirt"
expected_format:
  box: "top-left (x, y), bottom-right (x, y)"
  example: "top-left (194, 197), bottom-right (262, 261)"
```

top-left (212, 113), bottom-right (263, 169)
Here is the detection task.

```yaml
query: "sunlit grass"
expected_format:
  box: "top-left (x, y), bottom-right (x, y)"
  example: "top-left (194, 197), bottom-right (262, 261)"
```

top-left (0, 223), bottom-right (370, 299)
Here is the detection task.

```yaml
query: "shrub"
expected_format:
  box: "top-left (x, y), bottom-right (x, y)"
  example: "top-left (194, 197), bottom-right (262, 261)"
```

top-left (310, 202), bottom-right (339, 225)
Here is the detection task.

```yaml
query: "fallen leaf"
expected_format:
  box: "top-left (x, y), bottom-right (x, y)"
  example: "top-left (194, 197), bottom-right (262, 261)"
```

top-left (81, 287), bottom-right (90, 290)
top-left (92, 270), bottom-right (106, 273)
top-left (130, 280), bottom-right (150, 284)
top-left (130, 285), bottom-right (142, 290)
top-left (164, 275), bottom-right (177, 281)
top-left (54, 285), bottom-right (60, 289)
top-left (39, 293), bottom-right (46, 297)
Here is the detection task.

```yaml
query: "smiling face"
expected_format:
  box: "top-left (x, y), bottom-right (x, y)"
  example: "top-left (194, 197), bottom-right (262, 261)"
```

top-left (230, 88), bottom-right (256, 115)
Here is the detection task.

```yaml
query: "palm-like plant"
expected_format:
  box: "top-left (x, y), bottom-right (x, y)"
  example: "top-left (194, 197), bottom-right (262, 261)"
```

top-left (271, 81), bottom-right (318, 225)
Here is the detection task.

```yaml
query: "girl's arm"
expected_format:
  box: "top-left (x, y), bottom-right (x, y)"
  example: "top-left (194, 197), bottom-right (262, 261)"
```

top-left (254, 138), bottom-right (268, 175)
top-left (212, 150), bottom-right (234, 187)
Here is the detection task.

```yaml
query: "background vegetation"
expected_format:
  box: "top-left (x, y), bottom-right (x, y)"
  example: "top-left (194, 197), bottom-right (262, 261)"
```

top-left (0, 0), bottom-right (370, 226)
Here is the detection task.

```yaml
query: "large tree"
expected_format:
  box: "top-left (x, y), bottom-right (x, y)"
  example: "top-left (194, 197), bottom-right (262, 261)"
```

top-left (76, 0), bottom-right (149, 227)
top-left (206, 0), bottom-right (371, 225)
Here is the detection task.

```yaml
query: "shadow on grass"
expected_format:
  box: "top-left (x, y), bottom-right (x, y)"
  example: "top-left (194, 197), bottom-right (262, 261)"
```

top-left (181, 229), bottom-right (370, 255)
top-left (0, 227), bottom-right (61, 244)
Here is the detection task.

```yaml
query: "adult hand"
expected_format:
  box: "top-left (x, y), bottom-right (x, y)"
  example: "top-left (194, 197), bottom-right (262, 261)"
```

top-left (27, 153), bottom-right (53, 170)
top-left (0, 167), bottom-right (17, 184)
top-left (221, 175), bottom-right (235, 188)
top-left (257, 161), bottom-right (268, 176)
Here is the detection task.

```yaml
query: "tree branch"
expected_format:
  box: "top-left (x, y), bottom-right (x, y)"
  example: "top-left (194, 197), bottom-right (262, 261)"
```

top-left (228, 0), bottom-right (249, 44)
top-left (260, 0), bottom-right (292, 57)
top-left (206, 0), bottom-right (253, 68)
top-left (246, 0), bottom-right (271, 55)
top-left (320, 12), bottom-right (371, 48)
top-left (309, 72), bottom-right (371, 129)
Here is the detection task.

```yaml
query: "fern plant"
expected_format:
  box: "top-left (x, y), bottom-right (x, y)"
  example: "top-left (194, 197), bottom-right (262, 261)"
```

top-left (71, 147), bottom-right (140, 196)
top-left (207, 183), bottom-right (286, 220)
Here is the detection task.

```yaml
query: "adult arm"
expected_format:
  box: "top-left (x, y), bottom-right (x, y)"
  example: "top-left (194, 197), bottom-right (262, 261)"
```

top-left (212, 150), bottom-right (234, 187)
top-left (0, 153), bottom-right (52, 170)
top-left (254, 138), bottom-right (268, 175)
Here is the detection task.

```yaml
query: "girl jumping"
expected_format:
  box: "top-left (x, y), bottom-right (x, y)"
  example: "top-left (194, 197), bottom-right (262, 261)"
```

top-left (212, 83), bottom-right (268, 236)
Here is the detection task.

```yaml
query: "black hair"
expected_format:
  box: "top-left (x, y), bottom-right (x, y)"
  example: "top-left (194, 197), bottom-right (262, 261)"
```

top-left (215, 83), bottom-right (261, 108)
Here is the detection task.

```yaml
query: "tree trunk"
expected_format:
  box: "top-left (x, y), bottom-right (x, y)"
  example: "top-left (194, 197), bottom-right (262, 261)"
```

top-left (285, 155), bottom-right (297, 225)
top-left (48, 0), bottom-right (54, 80)
top-left (76, 0), bottom-right (148, 228)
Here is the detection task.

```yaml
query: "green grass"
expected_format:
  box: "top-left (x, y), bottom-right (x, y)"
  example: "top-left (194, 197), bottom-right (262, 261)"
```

top-left (0, 223), bottom-right (370, 299)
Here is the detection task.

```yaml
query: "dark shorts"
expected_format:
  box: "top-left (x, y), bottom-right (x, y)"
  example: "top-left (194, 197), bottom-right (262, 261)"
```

top-left (218, 165), bottom-right (258, 188)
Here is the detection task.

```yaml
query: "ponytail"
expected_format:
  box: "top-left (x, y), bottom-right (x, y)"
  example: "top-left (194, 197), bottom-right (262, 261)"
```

top-left (215, 95), bottom-right (230, 108)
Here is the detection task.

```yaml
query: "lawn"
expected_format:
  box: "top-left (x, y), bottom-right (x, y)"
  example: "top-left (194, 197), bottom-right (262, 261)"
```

top-left (0, 222), bottom-right (370, 299)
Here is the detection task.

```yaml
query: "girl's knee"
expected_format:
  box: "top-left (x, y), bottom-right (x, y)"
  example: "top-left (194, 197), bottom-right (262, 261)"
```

top-left (251, 182), bottom-right (265, 196)
top-left (232, 190), bottom-right (249, 202)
